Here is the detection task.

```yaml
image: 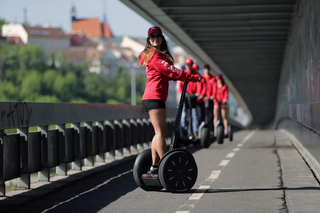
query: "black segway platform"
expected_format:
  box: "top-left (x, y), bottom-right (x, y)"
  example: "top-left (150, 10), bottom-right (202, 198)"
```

top-left (133, 82), bottom-right (198, 192)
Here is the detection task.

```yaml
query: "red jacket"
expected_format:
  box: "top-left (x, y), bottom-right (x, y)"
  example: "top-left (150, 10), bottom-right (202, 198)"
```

top-left (202, 74), bottom-right (216, 98)
top-left (214, 84), bottom-right (229, 103)
top-left (196, 75), bottom-right (207, 103)
top-left (177, 70), bottom-right (202, 94)
top-left (141, 51), bottom-right (199, 101)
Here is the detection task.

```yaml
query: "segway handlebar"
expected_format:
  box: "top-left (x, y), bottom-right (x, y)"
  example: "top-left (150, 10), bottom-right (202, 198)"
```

top-left (169, 81), bottom-right (189, 151)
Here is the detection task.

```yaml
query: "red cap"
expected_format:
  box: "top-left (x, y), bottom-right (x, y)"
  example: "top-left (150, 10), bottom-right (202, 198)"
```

top-left (216, 74), bottom-right (223, 79)
top-left (148, 26), bottom-right (162, 37)
top-left (185, 58), bottom-right (193, 65)
top-left (192, 63), bottom-right (199, 70)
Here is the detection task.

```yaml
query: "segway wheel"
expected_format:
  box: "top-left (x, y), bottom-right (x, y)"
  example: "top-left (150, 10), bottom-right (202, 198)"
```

top-left (159, 150), bottom-right (198, 192)
top-left (200, 126), bottom-right (210, 148)
top-left (217, 126), bottom-right (224, 144)
top-left (133, 149), bottom-right (163, 191)
top-left (228, 126), bottom-right (233, 142)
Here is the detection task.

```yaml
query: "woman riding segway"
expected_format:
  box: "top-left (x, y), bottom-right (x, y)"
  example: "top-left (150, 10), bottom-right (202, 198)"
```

top-left (134, 26), bottom-right (201, 192)
top-left (213, 74), bottom-right (229, 143)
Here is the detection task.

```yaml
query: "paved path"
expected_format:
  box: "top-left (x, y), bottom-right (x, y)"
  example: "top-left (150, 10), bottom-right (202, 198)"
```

top-left (1, 130), bottom-right (320, 213)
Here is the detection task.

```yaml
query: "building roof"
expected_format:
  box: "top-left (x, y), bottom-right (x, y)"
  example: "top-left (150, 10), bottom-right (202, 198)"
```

top-left (70, 34), bottom-right (96, 47)
top-left (72, 18), bottom-right (114, 38)
top-left (64, 47), bottom-right (88, 62)
top-left (24, 26), bottom-right (68, 38)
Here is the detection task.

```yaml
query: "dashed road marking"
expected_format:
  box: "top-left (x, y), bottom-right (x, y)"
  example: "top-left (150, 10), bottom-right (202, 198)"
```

top-left (208, 170), bottom-right (221, 180)
top-left (188, 185), bottom-right (210, 200)
top-left (219, 160), bottom-right (230, 167)
top-left (226, 152), bottom-right (235, 158)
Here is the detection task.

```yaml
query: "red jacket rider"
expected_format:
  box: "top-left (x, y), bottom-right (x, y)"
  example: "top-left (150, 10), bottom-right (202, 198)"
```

top-left (141, 51), bottom-right (199, 102)
top-left (213, 74), bottom-right (228, 107)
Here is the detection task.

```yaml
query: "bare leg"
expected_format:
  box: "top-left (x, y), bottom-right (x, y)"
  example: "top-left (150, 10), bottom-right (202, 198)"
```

top-left (149, 108), bottom-right (167, 165)
top-left (221, 108), bottom-right (228, 133)
top-left (213, 106), bottom-right (218, 127)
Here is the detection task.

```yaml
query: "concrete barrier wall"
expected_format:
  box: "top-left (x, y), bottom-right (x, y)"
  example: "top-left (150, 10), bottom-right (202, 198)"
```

top-left (0, 102), bottom-right (177, 196)
top-left (275, 0), bottom-right (320, 162)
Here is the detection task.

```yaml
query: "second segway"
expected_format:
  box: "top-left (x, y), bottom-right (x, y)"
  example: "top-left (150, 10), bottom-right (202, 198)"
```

top-left (133, 82), bottom-right (198, 192)
top-left (214, 101), bottom-right (233, 144)
top-left (199, 97), bottom-right (213, 148)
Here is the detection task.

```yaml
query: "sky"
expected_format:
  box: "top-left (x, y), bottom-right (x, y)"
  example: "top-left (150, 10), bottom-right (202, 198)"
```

top-left (0, 0), bottom-right (152, 38)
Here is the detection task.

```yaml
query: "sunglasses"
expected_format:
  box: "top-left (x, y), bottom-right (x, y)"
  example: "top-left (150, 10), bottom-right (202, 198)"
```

top-left (149, 34), bottom-right (162, 39)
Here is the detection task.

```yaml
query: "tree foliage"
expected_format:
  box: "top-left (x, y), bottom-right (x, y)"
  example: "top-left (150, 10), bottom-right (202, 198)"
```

top-left (0, 41), bottom-right (147, 105)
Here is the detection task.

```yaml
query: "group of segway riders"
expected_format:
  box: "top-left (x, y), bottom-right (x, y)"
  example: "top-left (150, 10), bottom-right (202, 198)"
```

top-left (178, 59), bottom-right (229, 142)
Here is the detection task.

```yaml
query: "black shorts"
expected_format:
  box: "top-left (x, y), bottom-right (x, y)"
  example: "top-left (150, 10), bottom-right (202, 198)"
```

top-left (142, 99), bottom-right (166, 112)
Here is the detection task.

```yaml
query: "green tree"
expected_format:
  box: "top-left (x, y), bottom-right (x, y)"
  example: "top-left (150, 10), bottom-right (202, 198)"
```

top-left (0, 81), bottom-right (19, 101)
top-left (0, 18), bottom-right (7, 34)
top-left (20, 70), bottom-right (42, 101)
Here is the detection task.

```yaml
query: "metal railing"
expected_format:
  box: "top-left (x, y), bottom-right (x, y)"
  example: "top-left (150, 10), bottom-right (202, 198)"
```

top-left (0, 102), bottom-right (176, 196)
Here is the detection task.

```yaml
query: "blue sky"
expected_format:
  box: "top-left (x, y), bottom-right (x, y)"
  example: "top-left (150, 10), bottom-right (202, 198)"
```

top-left (0, 0), bottom-right (152, 38)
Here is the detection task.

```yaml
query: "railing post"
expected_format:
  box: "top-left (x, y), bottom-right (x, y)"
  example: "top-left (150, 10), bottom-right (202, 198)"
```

top-left (56, 124), bottom-right (67, 176)
top-left (18, 127), bottom-right (30, 189)
top-left (122, 120), bottom-right (131, 155)
top-left (84, 122), bottom-right (94, 166)
top-left (136, 119), bottom-right (144, 151)
top-left (130, 119), bottom-right (138, 154)
top-left (143, 118), bottom-right (152, 147)
top-left (38, 126), bottom-right (50, 181)
top-left (0, 130), bottom-right (5, 196)
top-left (96, 121), bottom-right (105, 162)
top-left (106, 121), bottom-right (115, 161)
top-left (71, 123), bottom-right (82, 170)
top-left (114, 120), bottom-right (123, 157)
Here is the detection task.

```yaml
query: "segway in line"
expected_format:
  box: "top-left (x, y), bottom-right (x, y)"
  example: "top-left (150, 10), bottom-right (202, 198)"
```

top-left (133, 81), bottom-right (198, 192)
top-left (214, 100), bottom-right (233, 144)
top-left (178, 92), bottom-right (200, 145)
top-left (198, 97), bottom-right (214, 148)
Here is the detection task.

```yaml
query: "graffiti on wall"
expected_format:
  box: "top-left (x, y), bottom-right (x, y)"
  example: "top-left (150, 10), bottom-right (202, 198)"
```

top-left (1, 102), bottom-right (32, 128)
top-left (276, 1), bottom-right (320, 132)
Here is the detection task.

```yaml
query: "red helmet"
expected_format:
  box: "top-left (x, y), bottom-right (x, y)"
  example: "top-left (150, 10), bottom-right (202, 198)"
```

top-left (185, 58), bottom-right (193, 65)
top-left (192, 63), bottom-right (199, 70)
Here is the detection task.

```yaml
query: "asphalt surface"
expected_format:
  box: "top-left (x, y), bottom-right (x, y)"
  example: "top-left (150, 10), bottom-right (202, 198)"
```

top-left (1, 130), bottom-right (320, 213)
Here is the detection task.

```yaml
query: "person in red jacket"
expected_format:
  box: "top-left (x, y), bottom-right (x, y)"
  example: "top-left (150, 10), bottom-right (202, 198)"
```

top-left (193, 63), bottom-right (207, 124)
top-left (138, 26), bottom-right (201, 175)
top-left (201, 64), bottom-right (216, 133)
top-left (213, 74), bottom-right (229, 135)
top-left (178, 59), bottom-right (201, 139)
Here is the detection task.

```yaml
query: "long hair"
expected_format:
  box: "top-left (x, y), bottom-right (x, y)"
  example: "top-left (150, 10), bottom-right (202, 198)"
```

top-left (137, 35), bottom-right (174, 66)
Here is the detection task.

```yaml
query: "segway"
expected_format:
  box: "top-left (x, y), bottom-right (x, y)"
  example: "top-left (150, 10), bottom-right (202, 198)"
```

top-left (198, 97), bottom-right (213, 148)
top-left (133, 82), bottom-right (198, 192)
top-left (181, 93), bottom-right (200, 144)
top-left (214, 101), bottom-right (233, 144)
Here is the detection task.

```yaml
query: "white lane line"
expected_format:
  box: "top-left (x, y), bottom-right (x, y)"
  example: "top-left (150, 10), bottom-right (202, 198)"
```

top-left (233, 148), bottom-right (240, 152)
top-left (208, 170), bottom-right (221, 181)
top-left (237, 143), bottom-right (243, 147)
top-left (226, 152), bottom-right (235, 158)
top-left (241, 131), bottom-right (255, 144)
top-left (219, 160), bottom-right (230, 167)
top-left (188, 185), bottom-right (210, 200)
top-left (176, 211), bottom-right (189, 213)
